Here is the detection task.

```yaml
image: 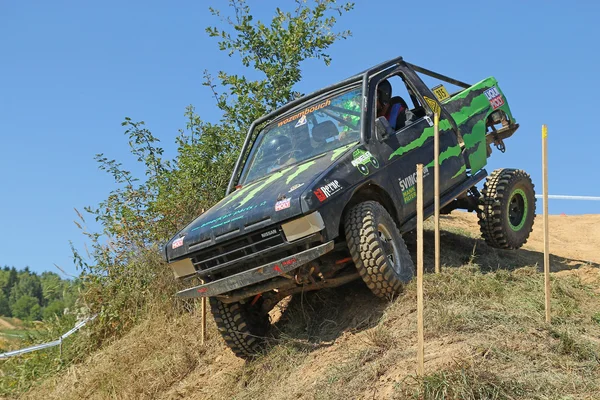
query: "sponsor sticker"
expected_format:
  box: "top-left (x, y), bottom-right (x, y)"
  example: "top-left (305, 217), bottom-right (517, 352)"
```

top-left (484, 86), bottom-right (504, 110)
top-left (288, 183), bottom-right (305, 193)
top-left (194, 200), bottom-right (268, 231)
top-left (351, 150), bottom-right (379, 175)
top-left (431, 84), bottom-right (450, 101)
top-left (423, 96), bottom-right (441, 115)
top-left (275, 198), bottom-right (291, 211)
top-left (278, 99), bottom-right (331, 127)
top-left (398, 167), bottom-right (430, 204)
top-left (314, 180), bottom-right (342, 202)
top-left (295, 114), bottom-right (307, 128)
top-left (172, 237), bottom-right (184, 249)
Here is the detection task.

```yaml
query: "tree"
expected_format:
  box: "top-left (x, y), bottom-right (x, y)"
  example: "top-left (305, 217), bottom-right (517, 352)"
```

top-left (76, 0), bottom-right (354, 341)
top-left (85, 0), bottom-right (355, 249)
top-left (9, 271), bottom-right (43, 307)
top-left (40, 272), bottom-right (64, 306)
top-left (0, 291), bottom-right (10, 316)
top-left (11, 295), bottom-right (39, 320)
top-left (42, 299), bottom-right (65, 320)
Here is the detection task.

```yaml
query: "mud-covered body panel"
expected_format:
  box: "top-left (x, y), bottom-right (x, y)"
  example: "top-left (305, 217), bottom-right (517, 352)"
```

top-left (443, 77), bottom-right (514, 173)
top-left (165, 144), bottom-right (358, 261)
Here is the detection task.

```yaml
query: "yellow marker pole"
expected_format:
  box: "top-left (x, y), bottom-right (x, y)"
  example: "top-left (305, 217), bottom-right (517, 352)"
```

top-left (434, 113), bottom-right (440, 274)
top-left (542, 125), bottom-right (551, 324)
top-left (416, 164), bottom-right (425, 376)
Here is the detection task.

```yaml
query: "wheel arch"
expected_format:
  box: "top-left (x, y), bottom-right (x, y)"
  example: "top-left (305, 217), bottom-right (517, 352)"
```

top-left (339, 182), bottom-right (401, 239)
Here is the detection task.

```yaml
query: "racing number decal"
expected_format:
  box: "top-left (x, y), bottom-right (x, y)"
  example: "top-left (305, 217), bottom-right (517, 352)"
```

top-left (431, 84), bottom-right (450, 101)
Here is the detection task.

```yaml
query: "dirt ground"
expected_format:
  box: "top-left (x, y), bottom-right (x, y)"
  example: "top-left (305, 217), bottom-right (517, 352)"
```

top-left (443, 212), bottom-right (600, 288)
top-left (444, 212), bottom-right (600, 264)
top-left (20, 212), bottom-right (600, 400)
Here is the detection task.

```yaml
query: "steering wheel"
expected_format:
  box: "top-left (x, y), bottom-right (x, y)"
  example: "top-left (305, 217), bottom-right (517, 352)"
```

top-left (277, 149), bottom-right (304, 165)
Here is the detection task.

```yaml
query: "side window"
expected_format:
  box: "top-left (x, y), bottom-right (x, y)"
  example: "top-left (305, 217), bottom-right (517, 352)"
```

top-left (376, 74), bottom-right (425, 132)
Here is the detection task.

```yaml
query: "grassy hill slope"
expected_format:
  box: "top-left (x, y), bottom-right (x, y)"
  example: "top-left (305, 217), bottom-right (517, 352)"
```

top-left (22, 213), bottom-right (600, 400)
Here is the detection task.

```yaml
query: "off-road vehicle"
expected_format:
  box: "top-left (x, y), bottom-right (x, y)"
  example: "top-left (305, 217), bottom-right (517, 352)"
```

top-left (164, 56), bottom-right (536, 358)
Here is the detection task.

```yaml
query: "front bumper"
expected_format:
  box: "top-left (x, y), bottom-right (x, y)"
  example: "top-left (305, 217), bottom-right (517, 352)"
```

top-left (176, 240), bottom-right (335, 298)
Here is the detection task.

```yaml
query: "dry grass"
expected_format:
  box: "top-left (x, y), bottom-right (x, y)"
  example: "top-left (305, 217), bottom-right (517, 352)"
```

top-left (18, 215), bottom-right (600, 400)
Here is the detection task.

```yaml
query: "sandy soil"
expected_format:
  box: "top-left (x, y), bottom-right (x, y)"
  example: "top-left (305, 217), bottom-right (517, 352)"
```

top-left (443, 212), bottom-right (600, 288)
top-left (444, 212), bottom-right (600, 264)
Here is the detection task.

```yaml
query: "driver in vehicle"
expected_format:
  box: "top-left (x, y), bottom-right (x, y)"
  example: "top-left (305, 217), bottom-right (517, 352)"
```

top-left (377, 79), bottom-right (414, 130)
top-left (262, 134), bottom-right (299, 173)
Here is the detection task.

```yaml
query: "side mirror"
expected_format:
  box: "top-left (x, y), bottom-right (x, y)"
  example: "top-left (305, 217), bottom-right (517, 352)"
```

top-left (375, 116), bottom-right (394, 141)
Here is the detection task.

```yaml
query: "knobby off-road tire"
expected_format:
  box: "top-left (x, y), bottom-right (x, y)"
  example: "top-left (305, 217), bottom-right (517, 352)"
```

top-left (478, 168), bottom-right (536, 249)
top-left (344, 201), bottom-right (414, 299)
top-left (209, 297), bottom-right (270, 359)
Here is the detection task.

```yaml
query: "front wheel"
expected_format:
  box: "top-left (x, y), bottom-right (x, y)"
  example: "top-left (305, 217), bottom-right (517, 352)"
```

top-left (478, 168), bottom-right (536, 249)
top-left (344, 201), bottom-right (414, 298)
top-left (210, 297), bottom-right (270, 359)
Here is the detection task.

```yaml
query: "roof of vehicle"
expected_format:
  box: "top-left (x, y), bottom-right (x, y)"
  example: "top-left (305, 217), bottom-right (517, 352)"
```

top-left (226, 56), bottom-right (472, 193)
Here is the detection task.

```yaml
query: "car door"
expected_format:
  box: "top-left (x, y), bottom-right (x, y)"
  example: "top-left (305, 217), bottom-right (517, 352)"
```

top-left (378, 115), bottom-right (436, 222)
top-left (398, 65), bottom-right (468, 196)
top-left (370, 69), bottom-right (467, 223)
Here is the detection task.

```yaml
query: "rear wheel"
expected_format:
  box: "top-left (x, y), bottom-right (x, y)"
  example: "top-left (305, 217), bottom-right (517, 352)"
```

top-left (344, 201), bottom-right (414, 298)
top-left (210, 297), bottom-right (270, 359)
top-left (478, 168), bottom-right (536, 249)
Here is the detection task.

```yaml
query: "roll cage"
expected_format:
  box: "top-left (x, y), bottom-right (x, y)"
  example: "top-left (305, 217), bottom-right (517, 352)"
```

top-left (226, 56), bottom-right (472, 195)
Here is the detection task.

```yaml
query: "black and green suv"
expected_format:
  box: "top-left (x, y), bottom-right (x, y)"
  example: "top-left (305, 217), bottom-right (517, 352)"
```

top-left (164, 56), bottom-right (536, 358)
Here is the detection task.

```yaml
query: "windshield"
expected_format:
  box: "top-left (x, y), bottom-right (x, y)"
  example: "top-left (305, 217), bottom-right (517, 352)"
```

top-left (241, 87), bottom-right (362, 184)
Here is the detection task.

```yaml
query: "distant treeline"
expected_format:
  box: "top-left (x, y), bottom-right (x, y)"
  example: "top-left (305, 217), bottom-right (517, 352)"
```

top-left (0, 266), bottom-right (79, 322)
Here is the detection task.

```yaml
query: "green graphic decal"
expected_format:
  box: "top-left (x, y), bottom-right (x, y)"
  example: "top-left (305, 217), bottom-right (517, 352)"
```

top-left (445, 77), bottom-right (496, 102)
top-left (451, 95), bottom-right (489, 128)
top-left (460, 119), bottom-right (487, 172)
top-left (286, 161), bottom-right (315, 184)
top-left (237, 166), bottom-right (295, 208)
top-left (426, 144), bottom-right (461, 168)
top-left (331, 142), bottom-right (357, 161)
top-left (195, 201), bottom-right (268, 230)
top-left (218, 179), bottom-right (263, 209)
top-left (389, 120), bottom-right (452, 160)
top-left (452, 165), bottom-right (466, 179)
top-left (351, 149), bottom-right (379, 175)
top-left (461, 119), bottom-right (486, 149)
top-left (388, 77), bottom-right (515, 176)
top-left (219, 158), bottom-right (319, 210)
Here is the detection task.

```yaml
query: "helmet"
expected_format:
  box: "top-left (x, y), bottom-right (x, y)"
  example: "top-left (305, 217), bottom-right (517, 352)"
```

top-left (262, 134), bottom-right (292, 157)
top-left (377, 79), bottom-right (392, 105)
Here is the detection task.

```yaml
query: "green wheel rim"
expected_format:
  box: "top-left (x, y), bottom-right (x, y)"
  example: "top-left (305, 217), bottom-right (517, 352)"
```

top-left (507, 188), bottom-right (528, 231)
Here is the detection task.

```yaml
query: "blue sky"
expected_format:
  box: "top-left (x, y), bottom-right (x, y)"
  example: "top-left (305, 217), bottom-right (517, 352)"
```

top-left (1, 0), bottom-right (598, 276)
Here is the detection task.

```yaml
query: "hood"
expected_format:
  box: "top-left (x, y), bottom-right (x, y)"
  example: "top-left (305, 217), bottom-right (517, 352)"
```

top-left (166, 143), bottom-right (356, 260)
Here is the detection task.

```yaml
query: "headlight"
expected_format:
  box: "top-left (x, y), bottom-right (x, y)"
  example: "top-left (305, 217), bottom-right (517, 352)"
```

top-left (281, 212), bottom-right (325, 242)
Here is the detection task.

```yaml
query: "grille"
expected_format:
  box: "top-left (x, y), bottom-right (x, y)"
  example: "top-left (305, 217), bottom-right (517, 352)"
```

top-left (191, 227), bottom-right (286, 278)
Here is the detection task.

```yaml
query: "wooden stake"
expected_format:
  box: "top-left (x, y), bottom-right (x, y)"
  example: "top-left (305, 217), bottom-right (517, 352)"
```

top-left (434, 113), bottom-right (440, 274)
top-left (542, 124), bottom-right (551, 324)
top-left (201, 296), bottom-right (207, 345)
top-left (416, 164), bottom-right (425, 376)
